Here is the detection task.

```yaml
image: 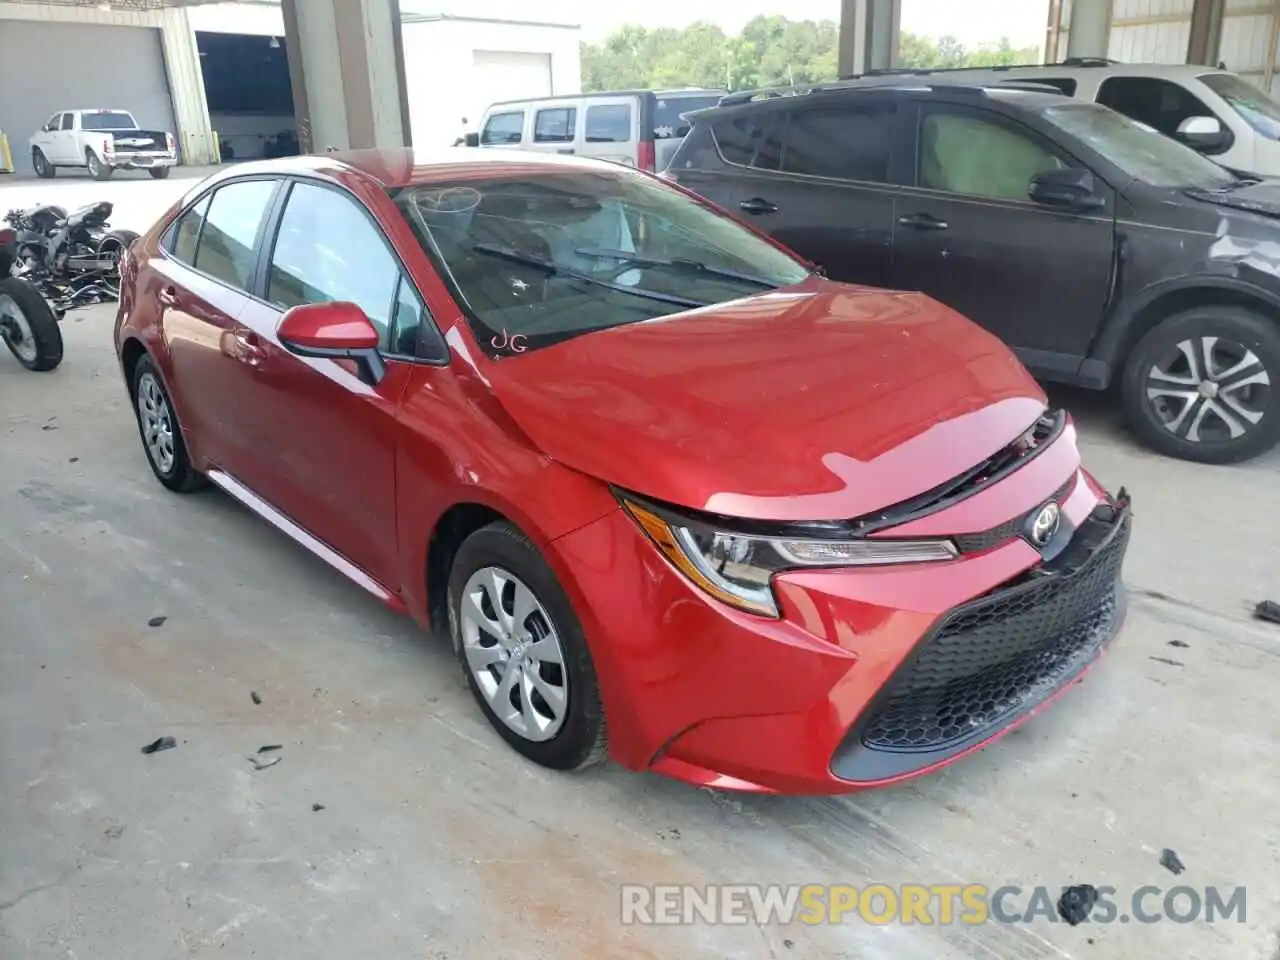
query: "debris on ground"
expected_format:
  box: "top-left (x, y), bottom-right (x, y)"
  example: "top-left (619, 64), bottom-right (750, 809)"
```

top-left (1159, 848), bottom-right (1186, 875)
top-left (782, 939), bottom-right (794, 949)
top-left (248, 744), bottom-right (283, 770)
top-left (68, 457), bottom-right (79, 464)
top-left (141, 736), bottom-right (177, 755)
top-left (250, 691), bottom-right (262, 705)
top-left (147, 616), bottom-right (167, 628)
top-left (41, 419), bottom-right (57, 431)
top-left (1168, 639), bottom-right (1190, 648)
top-left (257, 744), bottom-right (282, 753)
top-left (1148, 656), bottom-right (1183, 667)
top-left (104, 824), bottom-right (126, 839)
top-left (1255, 600), bottom-right (1280, 625)
top-left (1057, 884), bottom-right (1098, 926)
top-left (312, 803), bottom-right (326, 812)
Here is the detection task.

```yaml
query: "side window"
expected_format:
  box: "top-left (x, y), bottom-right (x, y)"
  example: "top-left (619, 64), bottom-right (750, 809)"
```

top-left (389, 276), bottom-right (425, 356)
top-left (1096, 76), bottom-right (1216, 139)
top-left (44, 114), bottom-right (61, 132)
top-left (711, 111), bottom-right (786, 170)
top-left (534, 108), bottom-right (576, 143)
top-left (169, 194), bottom-right (212, 265)
top-left (60, 113), bottom-right (75, 131)
top-left (192, 179), bottom-right (277, 290)
top-left (481, 111), bottom-right (524, 145)
top-left (267, 181), bottom-right (400, 345)
top-left (585, 104), bottom-right (631, 143)
top-left (918, 109), bottom-right (1067, 202)
top-left (782, 104), bottom-right (894, 182)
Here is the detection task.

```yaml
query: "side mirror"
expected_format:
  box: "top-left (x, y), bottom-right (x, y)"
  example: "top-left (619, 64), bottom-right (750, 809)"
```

top-left (1029, 167), bottom-right (1106, 211)
top-left (1176, 115), bottom-right (1228, 151)
top-left (277, 301), bottom-right (386, 386)
top-left (464, 132), bottom-right (480, 148)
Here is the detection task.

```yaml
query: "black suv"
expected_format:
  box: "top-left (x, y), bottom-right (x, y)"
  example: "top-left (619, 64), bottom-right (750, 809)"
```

top-left (666, 81), bottom-right (1280, 464)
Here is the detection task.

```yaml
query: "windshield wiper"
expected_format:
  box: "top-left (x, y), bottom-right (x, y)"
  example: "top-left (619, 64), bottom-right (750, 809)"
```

top-left (574, 247), bottom-right (781, 289)
top-left (471, 243), bottom-right (707, 309)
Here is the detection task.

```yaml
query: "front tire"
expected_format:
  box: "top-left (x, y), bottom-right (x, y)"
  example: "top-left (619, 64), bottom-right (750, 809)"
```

top-left (32, 148), bottom-right (55, 179)
top-left (448, 521), bottom-right (607, 771)
top-left (87, 149), bottom-right (114, 181)
top-left (130, 355), bottom-right (205, 492)
top-left (148, 166), bottom-right (171, 180)
top-left (0, 278), bottom-right (62, 371)
top-left (1122, 305), bottom-right (1279, 464)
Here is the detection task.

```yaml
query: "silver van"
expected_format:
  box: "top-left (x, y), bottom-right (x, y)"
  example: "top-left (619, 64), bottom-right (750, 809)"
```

top-left (474, 89), bottom-right (726, 172)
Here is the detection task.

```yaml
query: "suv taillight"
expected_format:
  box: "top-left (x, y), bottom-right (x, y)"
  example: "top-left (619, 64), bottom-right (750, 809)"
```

top-left (0, 227), bottom-right (15, 246)
top-left (638, 139), bottom-right (656, 172)
top-left (166, 132), bottom-right (175, 153)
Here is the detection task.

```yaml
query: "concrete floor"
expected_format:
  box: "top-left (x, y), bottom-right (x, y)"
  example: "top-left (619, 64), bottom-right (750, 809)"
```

top-left (2, 310), bottom-right (1280, 957)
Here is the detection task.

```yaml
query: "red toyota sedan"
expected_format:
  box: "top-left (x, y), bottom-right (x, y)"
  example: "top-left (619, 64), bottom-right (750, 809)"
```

top-left (114, 149), bottom-right (1130, 794)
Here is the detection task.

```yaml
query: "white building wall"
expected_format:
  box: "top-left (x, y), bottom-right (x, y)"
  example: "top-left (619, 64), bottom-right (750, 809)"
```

top-left (401, 16), bottom-right (581, 148)
top-left (187, 1), bottom-right (285, 37)
top-left (1107, 0), bottom-right (1194, 62)
top-left (0, 0), bottom-right (216, 163)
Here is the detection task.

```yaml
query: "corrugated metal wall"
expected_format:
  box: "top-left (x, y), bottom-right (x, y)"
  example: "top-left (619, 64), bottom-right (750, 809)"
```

top-left (1108, 0), bottom-right (1195, 60)
top-left (1219, 0), bottom-right (1280, 94)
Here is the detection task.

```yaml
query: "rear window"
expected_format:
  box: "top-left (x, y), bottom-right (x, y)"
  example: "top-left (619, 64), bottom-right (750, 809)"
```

top-left (80, 111), bottom-right (136, 131)
top-left (481, 111), bottom-right (524, 145)
top-left (586, 104), bottom-right (632, 143)
top-left (534, 108), bottom-right (576, 143)
top-left (654, 96), bottom-right (722, 139)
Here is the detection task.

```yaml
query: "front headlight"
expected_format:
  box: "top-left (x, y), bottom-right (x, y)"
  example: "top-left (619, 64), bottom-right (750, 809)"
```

top-left (620, 496), bottom-right (958, 618)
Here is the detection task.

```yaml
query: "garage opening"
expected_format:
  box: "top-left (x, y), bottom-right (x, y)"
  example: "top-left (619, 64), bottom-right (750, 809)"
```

top-left (197, 32), bottom-right (296, 162)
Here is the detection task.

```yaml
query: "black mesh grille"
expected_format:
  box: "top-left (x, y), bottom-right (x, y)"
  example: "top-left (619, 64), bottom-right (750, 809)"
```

top-left (952, 476), bottom-right (1076, 555)
top-left (860, 513), bottom-right (1130, 753)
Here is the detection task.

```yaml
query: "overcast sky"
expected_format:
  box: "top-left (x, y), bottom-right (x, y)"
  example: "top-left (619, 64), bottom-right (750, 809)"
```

top-left (417, 0), bottom-right (1050, 48)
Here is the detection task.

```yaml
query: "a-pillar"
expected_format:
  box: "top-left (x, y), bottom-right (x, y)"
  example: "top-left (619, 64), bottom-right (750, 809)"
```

top-left (1066, 0), bottom-right (1115, 60)
top-left (279, 0), bottom-right (412, 154)
top-left (838, 0), bottom-right (902, 79)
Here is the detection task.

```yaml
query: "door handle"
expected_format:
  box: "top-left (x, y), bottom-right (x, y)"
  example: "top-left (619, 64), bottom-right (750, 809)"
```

top-left (232, 330), bottom-right (267, 366)
top-left (556, 148), bottom-right (575, 155)
top-left (739, 197), bottom-right (779, 215)
top-left (897, 213), bottom-right (948, 231)
top-left (157, 286), bottom-right (180, 308)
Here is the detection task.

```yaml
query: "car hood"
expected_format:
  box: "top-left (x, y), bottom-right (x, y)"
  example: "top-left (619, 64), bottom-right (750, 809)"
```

top-left (1184, 178), bottom-right (1280, 218)
top-left (482, 280), bottom-right (1048, 522)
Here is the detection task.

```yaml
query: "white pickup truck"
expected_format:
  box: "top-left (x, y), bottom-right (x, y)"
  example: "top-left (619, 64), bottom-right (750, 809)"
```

top-left (29, 109), bottom-right (177, 181)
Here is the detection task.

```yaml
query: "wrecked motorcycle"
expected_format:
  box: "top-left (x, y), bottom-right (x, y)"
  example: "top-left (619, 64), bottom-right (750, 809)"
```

top-left (4, 200), bottom-right (138, 317)
top-left (0, 224), bottom-right (63, 371)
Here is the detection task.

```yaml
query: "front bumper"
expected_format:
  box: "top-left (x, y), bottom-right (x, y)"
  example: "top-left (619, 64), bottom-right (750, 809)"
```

top-left (549, 448), bottom-right (1130, 795)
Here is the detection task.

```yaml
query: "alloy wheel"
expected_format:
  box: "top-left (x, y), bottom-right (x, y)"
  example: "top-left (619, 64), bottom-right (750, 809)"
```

top-left (0, 293), bottom-right (38, 364)
top-left (458, 565), bottom-right (569, 742)
top-left (1144, 335), bottom-right (1272, 444)
top-left (136, 371), bottom-right (176, 474)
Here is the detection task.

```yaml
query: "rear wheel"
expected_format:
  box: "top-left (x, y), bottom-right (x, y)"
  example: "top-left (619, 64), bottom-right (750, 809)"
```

top-left (130, 355), bottom-right (205, 492)
top-left (31, 148), bottom-right (55, 179)
top-left (148, 166), bottom-right (171, 180)
top-left (0, 278), bottom-right (62, 372)
top-left (448, 521), bottom-right (607, 771)
top-left (1122, 305), bottom-right (1279, 464)
top-left (98, 230), bottom-right (139, 298)
top-left (86, 149), bottom-right (114, 181)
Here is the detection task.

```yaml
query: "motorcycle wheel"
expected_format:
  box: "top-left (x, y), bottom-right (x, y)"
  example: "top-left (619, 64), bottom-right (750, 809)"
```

top-left (0, 278), bottom-right (63, 372)
top-left (99, 230), bottom-right (139, 299)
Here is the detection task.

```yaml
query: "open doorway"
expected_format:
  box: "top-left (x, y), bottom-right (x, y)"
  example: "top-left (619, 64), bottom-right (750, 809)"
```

top-left (197, 31), bottom-right (297, 162)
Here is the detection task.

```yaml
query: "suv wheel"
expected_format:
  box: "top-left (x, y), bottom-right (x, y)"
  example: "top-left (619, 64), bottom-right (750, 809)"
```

top-left (447, 521), bottom-right (607, 771)
top-left (1122, 305), bottom-right (1278, 464)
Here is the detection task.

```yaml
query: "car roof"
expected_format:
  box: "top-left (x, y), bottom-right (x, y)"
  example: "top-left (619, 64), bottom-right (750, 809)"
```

top-left (705, 79), bottom-right (1073, 118)
top-left (192, 147), bottom-right (639, 192)
top-left (848, 61), bottom-right (1230, 83)
top-left (487, 88), bottom-right (725, 109)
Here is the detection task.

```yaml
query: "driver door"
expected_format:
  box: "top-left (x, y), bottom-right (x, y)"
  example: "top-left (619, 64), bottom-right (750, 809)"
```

top-left (229, 180), bottom-right (424, 586)
top-left (890, 102), bottom-right (1117, 373)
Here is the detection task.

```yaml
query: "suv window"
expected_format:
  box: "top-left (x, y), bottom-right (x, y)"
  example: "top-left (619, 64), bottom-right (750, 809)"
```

top-left (169, 194), bottom-right (211, 264)
top-left (712, 111), bottom-right (785, 170)
top-left (267, 181), bottom-right (401, 346)
top-left (1096, 77), bottom-right (1220, 143)
top-left (586, 104), bottom-right (632, 143)
top-left (781, 103), bottom-right (894, 182)
top-left (654, 96), bottom-right (721, 139)
top-left (44, 114), bottom-right (61, 132)
top-left (192, 179), bottom-right (277, 289)
top-left (534, 108), bottom-right (576, 144)
top-left (919, 108), bottom-right (1065, 201)
top-left (60, 113), bottom-right (74, 131)
top-left (482, 111), bottom-right (524, 145)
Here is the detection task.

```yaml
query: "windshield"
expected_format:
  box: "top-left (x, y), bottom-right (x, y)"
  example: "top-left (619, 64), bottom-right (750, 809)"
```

top-left (1200, 72), bottom-right (1280, 140)
top-left (80, 111), bottom-right (137, 131)
top-left (1041, 103), bottom-right (1236, 189)
top-left (390, 166), bottom-right (811, 355)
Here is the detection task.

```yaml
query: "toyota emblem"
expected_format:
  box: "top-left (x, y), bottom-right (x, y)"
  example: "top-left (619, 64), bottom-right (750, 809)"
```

top-left (1030, 502), bottom-right (1061, 546)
